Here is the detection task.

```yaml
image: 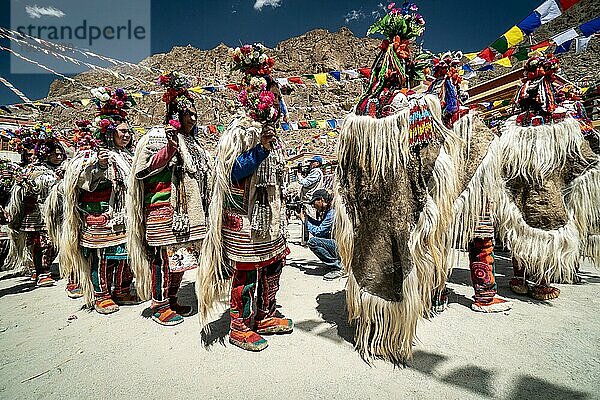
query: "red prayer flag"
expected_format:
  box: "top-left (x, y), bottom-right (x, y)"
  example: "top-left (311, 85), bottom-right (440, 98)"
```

top-left (558, 0), bottom-right (580, 10)
top-left (503, 48), bottom-right (516, 58)
top-left (208, 125), bottom-right (217, 134)
top-left (225, 83), bottom-right (241, 91)
top-left (298, 120), bottom-right (309, 128)
top-left (530, 40), bottom-right (551, 50)
top-left (358, 68), bottom-right (371, 78)
top-left (478, 48), bottom-right (495, 62)
top-left (288, 76), bottom-right (304, 85)
top-left (62, 100), bottom-right (75, 108)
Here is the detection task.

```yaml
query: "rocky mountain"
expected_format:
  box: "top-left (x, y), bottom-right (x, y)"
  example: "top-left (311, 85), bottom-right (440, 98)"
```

top-left (28, 0), bottom-right (600, 154)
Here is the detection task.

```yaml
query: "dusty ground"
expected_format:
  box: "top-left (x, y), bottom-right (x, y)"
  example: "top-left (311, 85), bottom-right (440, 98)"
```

top-left (1, 220), bottom-right (599, 400)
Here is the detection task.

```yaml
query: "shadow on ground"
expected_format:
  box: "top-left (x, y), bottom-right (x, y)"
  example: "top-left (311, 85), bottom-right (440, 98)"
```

top-left (287, 258), bottom-right (330, 277)
top-left (409, 350), bottom-right (591, 399)
top-left (293, 290), bottom-right (355, 346)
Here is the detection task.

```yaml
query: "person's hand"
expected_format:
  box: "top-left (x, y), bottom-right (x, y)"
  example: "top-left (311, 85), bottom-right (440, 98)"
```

top-left (165, 125), bottom-right (179, 149)
top-left (261, 124), bottom-right (276, 151)
top-left (98, 149), bottom-right (110, 169)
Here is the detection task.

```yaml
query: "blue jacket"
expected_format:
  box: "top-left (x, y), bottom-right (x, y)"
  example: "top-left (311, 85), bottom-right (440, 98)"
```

top-left (306, 208), bottom-right (335, 239)
top-left (231, 144), bottom-right (270, 182)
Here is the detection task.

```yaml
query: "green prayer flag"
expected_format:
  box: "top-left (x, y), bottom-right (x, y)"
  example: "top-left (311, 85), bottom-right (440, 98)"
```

top-left (490, 36), bottom-right (509, 54)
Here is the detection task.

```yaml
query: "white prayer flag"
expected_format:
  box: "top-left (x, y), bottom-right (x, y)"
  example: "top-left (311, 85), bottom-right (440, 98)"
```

top-left (535, 0), bottom-right (562, 24)
top-left (552, 28), bottom-right (579, 46)
top-left (575, 36), bottom-right (592, 53)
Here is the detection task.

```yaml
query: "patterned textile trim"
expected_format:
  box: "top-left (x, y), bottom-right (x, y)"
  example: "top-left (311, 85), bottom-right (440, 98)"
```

top-left (143, 169), bottom-right (172, 206)
top-left (232, 247), bottom-right (290, 271)
top-left (0, 232), bottom-right (8, 240)
top-left (473, 202), bottom-right (495, 239)
top-left (145, 205), bottom-right (206, 246)
top-left (79, 184), bottom-right (112, 203)
top-left (222, 228), bottom-right (287, 263)
top-left (81, 225), bottom-right (127, 249)
top-left (224, 179), bottom-right (250, 215)
top-left (20, 211), bottom-right (45, 232)
top-left (167, 244), bottom-right (201, 272)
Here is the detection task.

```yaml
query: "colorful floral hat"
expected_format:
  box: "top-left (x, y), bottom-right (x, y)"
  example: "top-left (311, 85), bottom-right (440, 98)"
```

top-left (9, 123), bottom-right (62, 161)
top-left (513, 54), bottom-right (562, 126)
top-left (91, 87), bottom-right (135, 147)
top-left (157, 71), bottom-right (195, 128)
top-left (71, 119), bottom-right (100, 150)
top-left (229, 43), bottom-right (285, 124)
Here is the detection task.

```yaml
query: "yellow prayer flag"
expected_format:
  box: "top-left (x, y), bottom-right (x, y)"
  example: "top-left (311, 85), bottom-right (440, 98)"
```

top-left (494, 57), bottom-right (512, 67)
top-left (132, 93), bottom-right (143, 98)
top-left (581, 87), bottom-right (589, 94)
top-left (317, 120), bottom-right (327, 129)
top-left (80, 98), bottom-right (91, 106)
top-left (189, 86), bottom-right (205, 94)
top-left (464, 52), bottom-right (478, 60)
top-left (529, 48), bottom-right (549, 57)
top-left (493, 100), bottom-right (503, 108)
top-left (314, 73), bottom-right (327, 86)
top-left (504, 26), bottom-right (524, 48)
top-left (134, 127), bottom-right (146, 134)
top-left (327, 131), bottom-right (337, 137)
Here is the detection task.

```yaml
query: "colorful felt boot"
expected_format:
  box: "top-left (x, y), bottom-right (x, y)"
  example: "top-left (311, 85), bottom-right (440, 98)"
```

top-left (66, 282), bottom-right (83, 299)
top-left (169, 297), bottom-right (192, 317)
top-left (472, 296), bottom-right (512, 313)
top-left (229, 329), bottom-right (268, 351)
top-left (113, 291), bottom-right (142, 306)
top-left (255, 317), bottom-right (294, 334)
top-left (36, 274), bottom-right (56, 287)
top-left (529, 284), bottom-right (560, 300)
top-left (94, 297), bottom-right (119, 314)
top-left (151, 304), bottom-right (183, 326)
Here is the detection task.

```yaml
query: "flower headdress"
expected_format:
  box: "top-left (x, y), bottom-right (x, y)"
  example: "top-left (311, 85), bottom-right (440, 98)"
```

top-left (230, 43), bottom-right (284, 124)
top-left (71, 120), bottom-right (100, 150)
top-left (9, 123), bottom-right (63, 161)
top-left (91, 87), bottom-right (135, 147)
top-left (229, 43), bottom-right (275, 84)
top-left (427, 51), bottom-right (467, 127)
top-left (157, 71), bottom-right (195, 128)
top-left (514, 54), bottom-right (563, 127)
top-left (359, 2), bottom-right (431, 106)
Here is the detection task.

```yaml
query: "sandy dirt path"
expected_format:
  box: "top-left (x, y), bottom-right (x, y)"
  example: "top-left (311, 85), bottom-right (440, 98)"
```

top-left (1, 220), bottom-right (599, 399)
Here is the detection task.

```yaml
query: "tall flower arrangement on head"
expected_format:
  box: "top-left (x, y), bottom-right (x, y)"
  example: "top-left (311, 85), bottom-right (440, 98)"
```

top-left (91, 87), bottom-right (135, 147)
top-left (362, 1), bottom-right (431, 97)
top-left (229, 43), bottom-right (280, 124)
top-left (71, 120), bottom-right (99, 150)
top-left (157, 71), bottom-right (194, 129)
top-left (9, 124), bottom-right (59, 160)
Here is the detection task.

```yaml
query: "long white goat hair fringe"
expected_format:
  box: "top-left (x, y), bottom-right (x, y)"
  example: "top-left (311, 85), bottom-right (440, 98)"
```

top-left (61, 156), bottom-right (95, 306)
top-left (126, 132), bottom-right (153, 301)
top-left (335, 95), bottom-right (467, 362)
top-left (197, 116), bottom-right (261, 329)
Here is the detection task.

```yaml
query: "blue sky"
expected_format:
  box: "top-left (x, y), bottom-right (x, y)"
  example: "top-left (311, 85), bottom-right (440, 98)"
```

top-left (0, 0), bottom-right (540, 104)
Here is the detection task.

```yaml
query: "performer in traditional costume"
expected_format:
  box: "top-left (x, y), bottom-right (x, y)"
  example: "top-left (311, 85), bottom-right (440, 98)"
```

top-left (127, 72), bottom-right (211, 326)
top-left (428, 52), bottom-right (512, 313)
top-left (197, 43), bottom-right (292, 352)
top-left (7, 124), bottom-right (66, 286)
top-left (333, 3), bottom-right (495, 363)
top-left (61, 91), bottom-right (140, 313)
top-left (0, 159), bottom-right (21, 272)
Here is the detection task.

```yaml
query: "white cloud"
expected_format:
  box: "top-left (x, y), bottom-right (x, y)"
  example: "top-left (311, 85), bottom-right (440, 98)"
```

top-left (25, 5), bottom-right (66, 19)
top-left (344, 9), bottom-right (365, 23)
top-left (253, 0), bottom-right (282, 11)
